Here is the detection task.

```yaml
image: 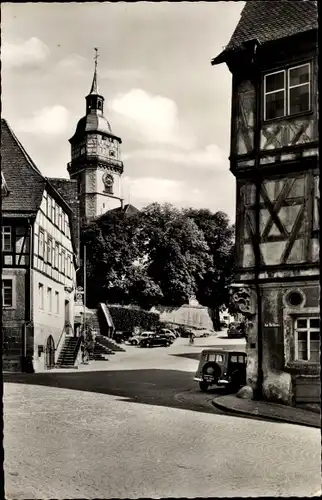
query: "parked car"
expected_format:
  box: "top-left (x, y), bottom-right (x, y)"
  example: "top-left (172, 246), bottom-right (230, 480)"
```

top-left (158, 328), bottom-right (177, 341)
top-left (139, 335), bottom-right (172, 348)
top-left (128, 331), bottom-right (155, 346)
top-left (177, 325), bottom-right (193, 338)
top-left (194, 328), bottom-right (212, 338)
top-left (194, 349), bottom-right (247, 392)
top-left (227, 322), bottom-right (246, 339)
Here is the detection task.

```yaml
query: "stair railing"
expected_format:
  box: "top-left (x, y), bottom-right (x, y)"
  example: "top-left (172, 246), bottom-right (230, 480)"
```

top-left (73, 336), bottom-right (83, 366)
top-left (54, 322), bottom-right (74, 365)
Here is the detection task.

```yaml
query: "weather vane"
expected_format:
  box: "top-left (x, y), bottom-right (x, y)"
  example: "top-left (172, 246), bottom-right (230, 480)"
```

top-left (94, 47), bottom-right (99, 69)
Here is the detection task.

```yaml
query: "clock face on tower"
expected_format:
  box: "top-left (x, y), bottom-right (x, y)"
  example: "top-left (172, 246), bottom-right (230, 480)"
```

top-left (102, 172), bottom-right (114, 194)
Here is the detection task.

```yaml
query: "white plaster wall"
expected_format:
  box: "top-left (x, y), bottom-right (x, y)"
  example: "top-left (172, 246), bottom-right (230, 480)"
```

top-left (32, 192), bottom-right (76, 370)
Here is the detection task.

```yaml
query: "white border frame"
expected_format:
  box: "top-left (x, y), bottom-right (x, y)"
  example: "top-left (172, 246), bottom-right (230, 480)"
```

top-left (287, 63), bottom-right (311, 116)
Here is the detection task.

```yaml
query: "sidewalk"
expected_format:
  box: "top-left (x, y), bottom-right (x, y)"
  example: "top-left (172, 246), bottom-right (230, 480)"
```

top-left (212, 395), bottom-right (321, 428)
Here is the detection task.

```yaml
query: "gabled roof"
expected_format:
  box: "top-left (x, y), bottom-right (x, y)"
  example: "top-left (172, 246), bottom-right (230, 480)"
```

top-left (1, 119), bottom-right (46, 215)
top-left (212, 0), bottom-right (318, 65)
top-left (108, 203), bottom-right (139, 216)
top-left (1, 119), bottom-right (75, 224)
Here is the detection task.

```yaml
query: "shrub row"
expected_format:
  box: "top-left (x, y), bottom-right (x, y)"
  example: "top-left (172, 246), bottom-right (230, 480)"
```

top-left (107, 304), bottom-right (160, 332)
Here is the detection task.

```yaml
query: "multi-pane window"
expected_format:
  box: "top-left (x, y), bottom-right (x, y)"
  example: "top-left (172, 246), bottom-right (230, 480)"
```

top-left (62, 250), bottom-right (66, 274)
top-left (38, 283), bottom-right (44, 310)
top-left (2, 226), bottom-right (12, 251)
top-left (294, 317), bottom-right (320, 362)
top-left (2, 279), bottom-right (13, 307)
top-left (52, 200), bottom-right (56, 225)
top-left (38, 229), bottom-right (45, 259)
top-left (47, 236), bottom-right (53, 264)
top-left (55, 242), bottom-right (59, 269)
top-left (264, 63), bottom-right (311, 121)
top-left (47, 287), bottom-right (52, 312)
top-left (55, 291), bottom-right (59, 314)
top-left (47, 197), bottom-right (52, 220)
top-left (58, 207), bottom-right (63, 231)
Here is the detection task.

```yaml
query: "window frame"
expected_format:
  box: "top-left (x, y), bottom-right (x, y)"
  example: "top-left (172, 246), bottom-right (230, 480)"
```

top-left (294, 316), bottom-right (320, 362)
top-left (2, 277), bottom-right (16, 308)
top-left (263, 69), bottom-right (286, 122)
top-left (287, 63), bottom-right (311, 117)
top-left (38, 283), bottom-right (44, 310)
top-left (38, 228), bottom-right (45, 259)
top-left (47, 236), bottom-right (53, 265)
top-left (2, 226), bottom-right (12, 252)
top-left (263, 62), bottom-right (312, 122)
top-left (47, 287), bottom-right (52, 313)
top-left (55, 291), bottom-right (59, 314)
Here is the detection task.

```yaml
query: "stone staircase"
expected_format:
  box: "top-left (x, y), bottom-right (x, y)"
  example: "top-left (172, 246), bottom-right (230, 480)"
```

top-left (56, 336), bottom-right (81, 368)
top-left (88, 306), bottom-right (126, 353)
top-left (89, 340), bottom-right (115, 361)
top-left (95, 334), bottom-right (125, 353)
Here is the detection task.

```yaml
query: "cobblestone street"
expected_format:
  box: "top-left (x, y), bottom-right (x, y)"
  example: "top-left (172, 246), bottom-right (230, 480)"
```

top-left (4, 337), bottom-right (321, 498)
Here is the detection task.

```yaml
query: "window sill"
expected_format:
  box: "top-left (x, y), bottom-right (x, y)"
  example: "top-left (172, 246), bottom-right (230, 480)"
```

top-left (262, 110), bottom-right (313, 125)
top-left (285, 361), bottom-right (320, 375)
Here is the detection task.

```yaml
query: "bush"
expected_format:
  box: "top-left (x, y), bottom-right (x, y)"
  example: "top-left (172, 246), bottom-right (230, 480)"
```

top-left (107, 304), bottom-right (160, 333)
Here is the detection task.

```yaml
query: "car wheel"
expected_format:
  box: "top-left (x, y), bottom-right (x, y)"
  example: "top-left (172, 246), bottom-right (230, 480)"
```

top-left (132, 339), bottom-right (138, 345)
top-left (199, 381), bottom-right (209, 392)
top-left (166, 341), bottom-right (170, 347)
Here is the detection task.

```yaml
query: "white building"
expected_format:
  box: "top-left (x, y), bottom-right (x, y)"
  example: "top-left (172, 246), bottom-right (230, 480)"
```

top-left (1, 119), bottom-right (77, 372)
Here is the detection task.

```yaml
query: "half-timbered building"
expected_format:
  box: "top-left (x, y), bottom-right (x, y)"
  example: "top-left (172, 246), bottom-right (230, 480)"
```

top-left (1, 119), bottom-right (77, 372)
top-left (212, 1), bottom-right (319, 405)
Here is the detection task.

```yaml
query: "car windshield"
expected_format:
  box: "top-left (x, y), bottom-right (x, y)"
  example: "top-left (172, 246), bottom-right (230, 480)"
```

top-left (206, 353), bottom-right (224, 363)
top-left (230, 354), bottom-right (246, 363)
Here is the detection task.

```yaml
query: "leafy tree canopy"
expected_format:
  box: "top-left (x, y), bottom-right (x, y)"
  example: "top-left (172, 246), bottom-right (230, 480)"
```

top-left (81, 203), bottom-right (235, 318)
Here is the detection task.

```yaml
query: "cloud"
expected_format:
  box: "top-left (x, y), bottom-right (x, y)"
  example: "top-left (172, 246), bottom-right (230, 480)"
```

top-left (123, 176), bottom-right (203, 207)
top-left (54, 53), bottom-right (87, 74)
top-left (100, 68), bottom-right (146, 81)
top-left (108, 89), bottom-right (196, 149)
top-left (2, 37), bottom-right (50, 69)
top-left (17, 105), bottom-right (70, 135)
top-left (123, 144), bottom-right (226, 170)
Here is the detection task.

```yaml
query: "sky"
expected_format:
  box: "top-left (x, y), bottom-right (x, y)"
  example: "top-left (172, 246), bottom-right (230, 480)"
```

top-left (2, 1), bottom-right (245, 221)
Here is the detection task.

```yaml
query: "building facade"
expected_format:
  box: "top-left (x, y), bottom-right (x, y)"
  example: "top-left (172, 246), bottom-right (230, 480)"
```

top-left (212, 1), bottom-right (319, 404)
top-left (67, 56), bottom-right (124, 225)
top-left (1, 119), bottom-right (77, 372)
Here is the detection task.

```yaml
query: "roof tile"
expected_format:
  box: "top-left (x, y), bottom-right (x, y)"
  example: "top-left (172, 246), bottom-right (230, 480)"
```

top-left (220, 1), bottom-right (317, 56)
top-left (1, 119), bottom-right (45, 214)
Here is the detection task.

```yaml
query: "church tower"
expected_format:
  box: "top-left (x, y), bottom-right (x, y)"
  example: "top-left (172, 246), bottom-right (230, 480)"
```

top-left (67, 49), bottom-right (124, 225)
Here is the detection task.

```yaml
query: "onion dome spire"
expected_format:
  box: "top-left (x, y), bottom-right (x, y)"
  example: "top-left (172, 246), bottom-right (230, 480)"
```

top-left (90, 47), bottom-right (99, 95)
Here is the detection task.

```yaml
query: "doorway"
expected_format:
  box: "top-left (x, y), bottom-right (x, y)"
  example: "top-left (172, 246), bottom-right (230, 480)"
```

top-left (45, 335), bottom-right (55, 369)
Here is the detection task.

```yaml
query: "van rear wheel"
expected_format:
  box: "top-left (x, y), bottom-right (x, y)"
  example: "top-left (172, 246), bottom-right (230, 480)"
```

top-left (199, 381), bottom-right (209, 392)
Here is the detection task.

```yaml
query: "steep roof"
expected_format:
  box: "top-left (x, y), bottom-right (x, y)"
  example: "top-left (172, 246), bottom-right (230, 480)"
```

top-left (1, 119), bottom-right (46, 215)
top-left (212, 0), bottom-right (318, 65)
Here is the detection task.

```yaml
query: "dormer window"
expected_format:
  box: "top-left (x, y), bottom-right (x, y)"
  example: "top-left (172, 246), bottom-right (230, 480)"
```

top-left (264, 63), bottom-right (311, 121)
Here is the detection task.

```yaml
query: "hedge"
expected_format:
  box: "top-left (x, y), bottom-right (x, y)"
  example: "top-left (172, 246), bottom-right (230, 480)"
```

top-left (107, 304), bottom-right (160, 332)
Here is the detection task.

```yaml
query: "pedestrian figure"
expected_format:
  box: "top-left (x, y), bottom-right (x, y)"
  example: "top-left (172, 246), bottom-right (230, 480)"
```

top-left (81, 342), bottom-right (85, 363)
top-left (189, 332), bottom-right (195, 345)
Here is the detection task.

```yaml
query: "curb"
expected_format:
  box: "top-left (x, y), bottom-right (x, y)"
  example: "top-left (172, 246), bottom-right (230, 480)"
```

top-left (211, 399), bottom-right (320, 429)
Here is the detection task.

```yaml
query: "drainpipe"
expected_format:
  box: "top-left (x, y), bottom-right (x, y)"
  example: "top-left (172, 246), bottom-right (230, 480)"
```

top-left (252, 42), bottom-right (264, 400)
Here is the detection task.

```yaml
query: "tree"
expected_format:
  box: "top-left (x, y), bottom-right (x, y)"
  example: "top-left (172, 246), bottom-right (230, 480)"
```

top-left (139, 203), bottom-right (211, 306)
top-left (184, 209), bottom-right (235, 330)
top-left (81, 203), bottom-right (235, 324)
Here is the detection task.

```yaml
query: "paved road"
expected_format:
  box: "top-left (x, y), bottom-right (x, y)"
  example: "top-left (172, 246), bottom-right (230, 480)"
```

top-left (4, 334), bottom-right (321, 498)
